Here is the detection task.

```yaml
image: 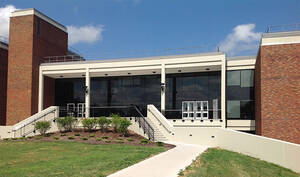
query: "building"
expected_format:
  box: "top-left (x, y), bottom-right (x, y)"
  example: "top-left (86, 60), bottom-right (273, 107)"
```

top-left (0, 8), bottom-right (299, 144)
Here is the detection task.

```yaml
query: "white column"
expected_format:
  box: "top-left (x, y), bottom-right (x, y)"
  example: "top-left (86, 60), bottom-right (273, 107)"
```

top-left (221, 57), bottom-right (226, 128)
top-left (161, 64), bottom-right (166, 114)
top-left (85, 68), bottom-right (90, 118)
top-left (38, 68), bottom-right (44, 112)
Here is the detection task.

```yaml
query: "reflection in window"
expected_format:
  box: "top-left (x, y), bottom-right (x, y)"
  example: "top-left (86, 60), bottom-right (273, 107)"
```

top-left (226, 70), bottom-right (255, 120)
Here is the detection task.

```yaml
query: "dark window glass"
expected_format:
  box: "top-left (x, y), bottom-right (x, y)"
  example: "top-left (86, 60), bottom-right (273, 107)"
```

top-left (226, 70), bottom-right (255, 120)
top-left (165, 71), bottom-right (221, 119)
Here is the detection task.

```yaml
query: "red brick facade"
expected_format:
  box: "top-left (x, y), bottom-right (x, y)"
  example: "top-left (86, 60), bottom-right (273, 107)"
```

top-left (6, 14), bottom-right (67, 125)
top-left (0, 46), bottom-right (8, 125)
top-left (255, 43), bottom-right (300, 144)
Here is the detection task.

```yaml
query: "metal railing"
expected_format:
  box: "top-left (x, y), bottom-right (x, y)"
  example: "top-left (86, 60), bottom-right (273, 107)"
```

top-left (266, 23), bottom-right (300, 33)
top-left (59, 105), bottom-right (155, 141)
top-left (41, 55), bottom-right (85, 63)
top-left (12, 107), bottom-right (57, 138)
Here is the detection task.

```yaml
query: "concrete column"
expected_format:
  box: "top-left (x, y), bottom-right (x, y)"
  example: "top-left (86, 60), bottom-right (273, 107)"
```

top-left (38, 68), bottom-right (44, 112)
top-left (221, 57), bottom-right (226, 128)
top-left (85, 68), bottom-right (90, 118)
top-left (161, 64), bottom-right (166, 114)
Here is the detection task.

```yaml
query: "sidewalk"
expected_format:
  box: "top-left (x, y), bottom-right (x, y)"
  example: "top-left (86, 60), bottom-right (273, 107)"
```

top-left (108, 142), bottom-right (208, 177)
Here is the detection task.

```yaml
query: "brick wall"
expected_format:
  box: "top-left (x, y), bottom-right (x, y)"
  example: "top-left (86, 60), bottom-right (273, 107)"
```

top-left (6, 14), bottom-right (67, 125)
top-left (255, 43), bottom-right (300, 144)
top-left (0, 46), bottom-right (8, 125)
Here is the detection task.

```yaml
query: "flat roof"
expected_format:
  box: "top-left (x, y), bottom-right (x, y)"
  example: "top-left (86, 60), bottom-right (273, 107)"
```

top-left (263, 31), bottom-right (300, 38)
top-left (227, 56), bottom-right (256, 61)
top-left (41, 52), bottom-right (225, 66)
top-left (11, 8), bottom-right (67, 32)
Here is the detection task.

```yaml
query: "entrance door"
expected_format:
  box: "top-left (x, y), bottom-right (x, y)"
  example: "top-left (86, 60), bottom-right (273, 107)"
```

top-left (182, 101), bottom-right (195, 119)
top-left (67, 103), bottom-right (75, 117)
top-left (182, 101), bottom-right (209, 119)
top-left (77, 103), bottom-right (85, 117)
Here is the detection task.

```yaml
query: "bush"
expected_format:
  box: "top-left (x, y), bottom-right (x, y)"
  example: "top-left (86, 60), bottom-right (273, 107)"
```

top-left (34, 121), bottom-right (51, 136)
top-left (82, 118), bottom-right (97, 132)
top-left (56, 116), bottom-right (78, 132)
top-left (96, 137), bottom-right (102, 141)
top-left (111, 114), bottom-right (121, 132)
top-left (102, 136), bottom-right (109, 139)
top-left (140, 138), bottom-right (150, 144)
top-left (81, 137), bottom-right (88, 140)
top-left (97, 117), bottom-right (111, 132)
top-left (60, 133), bottom-right (66, 137)
top-left (53, 136), bottom-right (59, 140)
top-left (68, 136), bottom-right (75, 140)
top-left (105, 140), bottom-right (111, 143)
top-left (156, 141), bottom-right (164, 147)
top-left (89, 134), bottom-right (95, 138)
top-left (118, 118), bottom-right (131, 136)
top-left (126, 138), bottom-right (134, 142)
top-left (115, 140), bottom-right (124, 144)
top-left (74, 133), bottom-right (80, 136)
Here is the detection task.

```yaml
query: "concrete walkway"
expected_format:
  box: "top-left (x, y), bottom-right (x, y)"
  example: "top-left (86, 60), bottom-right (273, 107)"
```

top-left (108, 142), bottom-right (208, 177)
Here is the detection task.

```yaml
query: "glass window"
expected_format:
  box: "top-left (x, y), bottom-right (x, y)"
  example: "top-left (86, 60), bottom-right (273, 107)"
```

top-left (227, 71), bottom-right (240, 86)
top-left (241, 70), bottom-right (254, 87)
top-left (227, 100), bottom-right (240, 118)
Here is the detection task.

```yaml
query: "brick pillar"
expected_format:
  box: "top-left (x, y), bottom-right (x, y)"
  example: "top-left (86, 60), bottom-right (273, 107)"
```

top-left (6, 9), bottom-right (68, 125)
top-left (255, 42), bottom-right (300, 144)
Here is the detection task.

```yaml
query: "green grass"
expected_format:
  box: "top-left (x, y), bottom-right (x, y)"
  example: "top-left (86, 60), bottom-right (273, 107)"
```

top-left (0, 141), bottom-right (165, 177)
top-left (185, 148), bottom-right (300, 177)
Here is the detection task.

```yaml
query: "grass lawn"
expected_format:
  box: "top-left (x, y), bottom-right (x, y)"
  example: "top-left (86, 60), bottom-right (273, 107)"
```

top-left (181, 148), bottom-right (300, 177)
top-left (0, 141), bottom-right (166, 177)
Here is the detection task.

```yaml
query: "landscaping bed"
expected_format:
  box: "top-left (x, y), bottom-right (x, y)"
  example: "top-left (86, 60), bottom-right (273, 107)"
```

top-left (4, 129), bottom-right (174, 148)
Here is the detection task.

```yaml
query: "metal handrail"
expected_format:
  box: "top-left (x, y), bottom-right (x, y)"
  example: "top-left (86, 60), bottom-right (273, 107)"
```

top-left (266, 23), bottom-right (300, 33)
top-left (13, 108), bottom-right (57, 137)
top-left (148, 108), bottom-right (172, 134)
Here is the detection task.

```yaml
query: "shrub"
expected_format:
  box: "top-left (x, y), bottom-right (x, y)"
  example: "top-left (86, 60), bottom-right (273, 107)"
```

top-left (115, 140), bottom-right (124, 144)
top-left (27, 136), bottom-right (34, 139)
top-left (68, 136), bottom-right (75, 140)
top-left (178, 169), bottom-right (184, 176)
top-left (11, 138), bottom-right (18, 140)
top-left (97, 117), bottom-right (111, 132)
top-left (82, 118), bottom-right (97, 132)
top-left (34, 121), bottom-right (51, 136)
top-left (74, 133), bottom-right (80, 136)
top-left (96, 137), bottom-right (102, 141)
top-left (81, 137), bottom-right (88, 140)
top-left (140, 138), bottom-right (150, 144)
top-left (156, 141), bottom-right (164, 147)
top-left (105, 140), bottom-right (111, 143)
top-left (89, 134), bottom-right (95, 138)
top-left (3, 138), bottom-right (10, 141)
top-left (116, 137), bottom-right (123, 140)
top-left (126, 138), bottom-right (134, 142)
top-left (53, 136), bottom-right (59, 140)
top-left (118, 118), bottom-right (131, 136)
top-left (111, 114), bottom-right (121, 132)
top-left (60, 133), bottom-right (66, 136)
top-left (56, 116), bottom-right (78, 132)
top-left (102, 136), bottom-right (109, 139)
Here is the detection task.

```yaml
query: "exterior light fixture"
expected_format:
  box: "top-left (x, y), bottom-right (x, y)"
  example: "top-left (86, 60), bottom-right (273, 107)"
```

top-left (82, 74), bottom-right (85, 77)
top-left (59, 75), bottom-right (63, 78)
top-left (161, 83), bottom-right (165, 92)
top-left (105, 74), bottom-right (108, 76)
top-left (152, 71), bottom-right (156, 74)
top-left (206, 68), bottom-right (210, 71)
top-left (178, 70), bottom-right (181, 72)
top-left (128, 73), bottom-right (131, 75)
top-left (85, 86), bottom-right (88, 94)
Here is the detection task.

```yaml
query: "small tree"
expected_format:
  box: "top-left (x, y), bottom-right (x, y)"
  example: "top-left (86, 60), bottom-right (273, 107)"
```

top-left (35, 121), bottom-right (51, 136)
top-left (111, 114), bottom-right (121, 132)
top-left (118, 118), bottom-right (132, 136)
top-left (56, 116), bottom-right (78, 132)
top-left (97, 117), bottom-right (111, 132)
top-left (82, 118), bottom-right (97, 132)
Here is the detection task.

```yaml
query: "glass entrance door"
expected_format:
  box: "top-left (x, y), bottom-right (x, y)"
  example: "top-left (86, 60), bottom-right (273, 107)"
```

top-left (77, 103), bottom-right (85, 117)
top-left (182, 101), bottom-right (209, 119)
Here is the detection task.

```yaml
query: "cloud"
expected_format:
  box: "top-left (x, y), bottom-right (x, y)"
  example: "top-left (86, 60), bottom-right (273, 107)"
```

top-left (219, 24), bottom-right (262, 56)
top-left (0, 5), bottom-right (19, 38)
top-left (67, 25), bottom-right (104, 45)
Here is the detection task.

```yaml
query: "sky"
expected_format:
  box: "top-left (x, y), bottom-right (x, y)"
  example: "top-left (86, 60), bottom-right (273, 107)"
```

top-left (0, 0), bottom-right (299, 60)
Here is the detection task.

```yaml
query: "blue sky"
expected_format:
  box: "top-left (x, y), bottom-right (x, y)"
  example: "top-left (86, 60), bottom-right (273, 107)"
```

top-left (0, 0), bottom-right (299, 60)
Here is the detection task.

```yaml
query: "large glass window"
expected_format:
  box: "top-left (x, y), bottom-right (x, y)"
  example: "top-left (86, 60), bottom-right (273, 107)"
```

top-left (226, 70), bottom-right (255, 120)
top-left (165, 72), bottom-right (221, 119)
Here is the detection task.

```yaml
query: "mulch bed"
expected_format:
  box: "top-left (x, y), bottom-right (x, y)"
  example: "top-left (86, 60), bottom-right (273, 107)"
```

top-left (3, 129), bottom-right (175, 149)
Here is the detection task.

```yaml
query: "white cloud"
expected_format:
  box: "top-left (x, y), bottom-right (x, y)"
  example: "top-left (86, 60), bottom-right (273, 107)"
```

top-left (0, 5), bottom-right (19, 38)
top-left (67, 25), bottom-right (104, 45)
top-left (219, 24), bottom-right (262, 56)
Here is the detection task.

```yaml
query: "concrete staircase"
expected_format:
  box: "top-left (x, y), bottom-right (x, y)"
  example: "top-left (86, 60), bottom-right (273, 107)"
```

top-left (146, 117), bottom-right (168, 142)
